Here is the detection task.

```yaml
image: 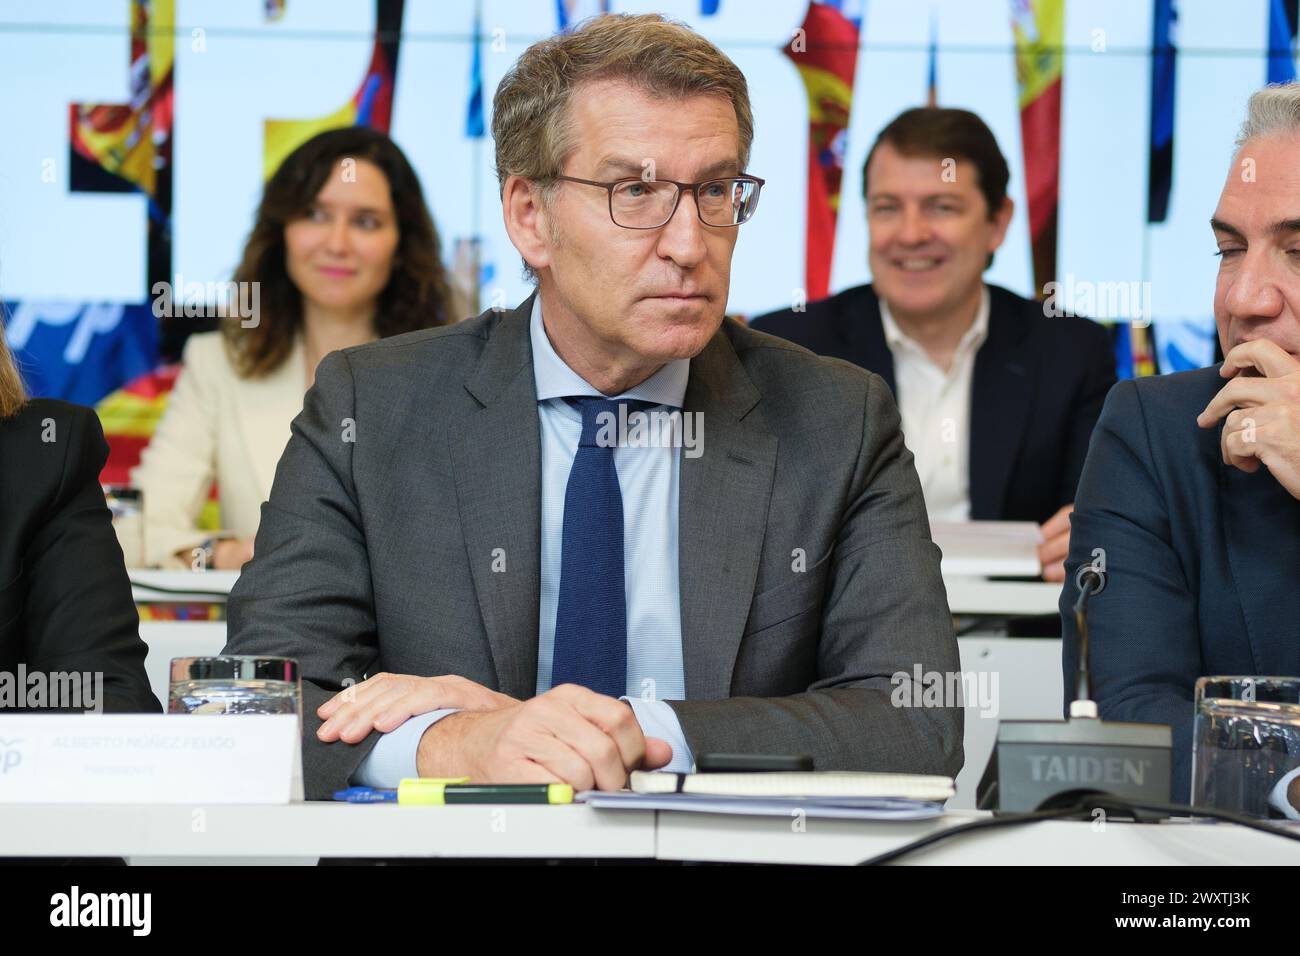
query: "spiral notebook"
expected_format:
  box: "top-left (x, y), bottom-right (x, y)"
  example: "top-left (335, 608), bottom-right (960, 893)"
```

top-left (577, 771), bottom-right (953, 820)
top-left (578, 791), bottom-right (946, 820)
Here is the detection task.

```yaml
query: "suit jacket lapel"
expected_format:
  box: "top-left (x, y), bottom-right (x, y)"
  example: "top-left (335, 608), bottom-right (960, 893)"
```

top-left (449, 298), bottom-right (542, 699)
top-left (1220, 462), bottom-right (1300, 674)
top-left (234, 333), bottom-right (305, 502)
top-left (841, 286), bottom-right (896, 395)
top-left (678, 328), bottom-right (778, 699)
top-left (968, 301), bottom-right (1033, 520)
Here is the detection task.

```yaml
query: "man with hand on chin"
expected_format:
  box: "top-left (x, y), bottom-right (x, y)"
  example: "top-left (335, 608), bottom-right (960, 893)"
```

top-left (224, 13), bottom-right (961, 799)
top-left (1062, 83), bottom-right (1300, 809)
top-left (1197, 339), bottom-right (1300, 493)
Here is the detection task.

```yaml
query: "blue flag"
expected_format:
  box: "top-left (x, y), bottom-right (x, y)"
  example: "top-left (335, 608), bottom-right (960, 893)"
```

top-left (1268, 0), bottom-right (1297, 84)
top-left (4, 301), bottom-right (158, 406)
top-left (466, 6), bottom-right (485, 138)
top-left (1147, 0), bottom-right (1176, 223)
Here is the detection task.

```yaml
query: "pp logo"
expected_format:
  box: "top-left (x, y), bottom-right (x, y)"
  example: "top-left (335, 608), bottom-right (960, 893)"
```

top-left (0, 738), bottom-right (26, 774)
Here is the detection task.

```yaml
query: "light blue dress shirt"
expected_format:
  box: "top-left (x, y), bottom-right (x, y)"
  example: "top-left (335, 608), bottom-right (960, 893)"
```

top-left (353, 297), bottom-right (694, 786)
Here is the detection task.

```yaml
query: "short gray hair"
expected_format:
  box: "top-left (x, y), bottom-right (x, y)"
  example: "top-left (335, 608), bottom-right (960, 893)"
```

top-left (492, 13), bottom-right (753, 283)
top-left (1236, 82), bottom-right (1300, 147)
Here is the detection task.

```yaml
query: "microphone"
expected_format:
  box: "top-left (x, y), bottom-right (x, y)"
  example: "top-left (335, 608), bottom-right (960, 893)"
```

top-left (1068, 563), bottom-right (1106, 718)
top-left (976, 553), bottom-right (1173, 816)
top-left (1075, 563), bottom-right (1106, 594)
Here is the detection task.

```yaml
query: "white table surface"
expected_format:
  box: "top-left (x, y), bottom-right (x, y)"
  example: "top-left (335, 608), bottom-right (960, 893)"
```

top-left (944, 576), bottom-right (1064, 616)
top-left (932, 520), bottom-right (1044, 578)
top-left (131, 569), bottom-right (1065, 617)
top-left (0, 803), bottom-right (655, 865)
top-left (130, 569), bottom-right (239, 603)
top-left (2, 803), bottom-right (1296, 865)
top-left (652, 808), bottom-right (1300, 865)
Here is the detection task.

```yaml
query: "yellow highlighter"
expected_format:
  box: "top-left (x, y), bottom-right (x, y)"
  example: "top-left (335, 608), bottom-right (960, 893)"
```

top-left (397, 778), bottom-right (575, 805)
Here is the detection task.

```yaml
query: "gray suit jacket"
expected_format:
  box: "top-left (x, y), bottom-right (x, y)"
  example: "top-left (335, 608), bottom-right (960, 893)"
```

top-left (224, 296), bottom-right (963, 799)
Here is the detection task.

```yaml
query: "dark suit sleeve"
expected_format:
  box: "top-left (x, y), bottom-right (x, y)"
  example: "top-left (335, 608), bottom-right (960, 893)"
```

top-left (1060, 379), bottom-right (1199, 802)
top-left (667, 373), bottom-right (964, 777)
top-left (23, 407), bottom-right (158, 713)
top-left (1059, 322), bottom-right (1118, 507)
top-left (746, 308), bottom-right (791, 337)
top-left (748, 306), bottom-right (827, 353)
top-left (224, 350), bottom-right (382, 799)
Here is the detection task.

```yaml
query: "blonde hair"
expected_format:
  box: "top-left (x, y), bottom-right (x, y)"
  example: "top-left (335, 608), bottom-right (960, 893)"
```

top-left (492, 13), bottom-right (753, 276)
top-left (0, 310), bottom-right (26, 418)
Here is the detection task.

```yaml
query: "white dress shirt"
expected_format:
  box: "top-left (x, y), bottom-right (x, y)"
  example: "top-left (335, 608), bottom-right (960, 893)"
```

top-left (879, 286), bottom-right (990, 522)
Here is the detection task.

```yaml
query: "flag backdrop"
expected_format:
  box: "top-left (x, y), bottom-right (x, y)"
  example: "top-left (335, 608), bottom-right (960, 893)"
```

top-left (5, 0), bottom-right (1296, 477)
top-left (1011, 0), bottom-right (1064, 296)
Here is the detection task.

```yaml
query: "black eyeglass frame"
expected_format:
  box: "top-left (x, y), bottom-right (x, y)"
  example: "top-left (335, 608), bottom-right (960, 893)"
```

top-left (551, 173), bottom-right (766, 229)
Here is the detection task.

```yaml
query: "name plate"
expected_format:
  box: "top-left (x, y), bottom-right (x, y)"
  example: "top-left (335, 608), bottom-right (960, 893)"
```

top-left (0, 714), bottom-right (302, 804)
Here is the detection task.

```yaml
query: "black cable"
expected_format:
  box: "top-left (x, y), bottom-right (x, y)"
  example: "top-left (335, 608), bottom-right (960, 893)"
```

top-left (954, 616), bottom-right (1016, 636)
top-left (856, 794), bottom-right (1300, 865)
top-left (130, 580), bottom-right (231, 599)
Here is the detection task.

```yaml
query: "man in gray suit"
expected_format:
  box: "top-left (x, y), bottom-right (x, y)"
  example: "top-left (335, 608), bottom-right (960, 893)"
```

top-left (225, 13), bottom-right (962, 799)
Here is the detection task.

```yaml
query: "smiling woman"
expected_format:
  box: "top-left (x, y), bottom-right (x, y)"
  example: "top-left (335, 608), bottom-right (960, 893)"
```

top-left (226, 126), bottom-right (459, 379)
top-left (130, 127), bottom-right (462, 569)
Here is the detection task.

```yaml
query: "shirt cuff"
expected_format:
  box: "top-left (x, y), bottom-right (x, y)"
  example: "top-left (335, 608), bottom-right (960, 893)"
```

top-left (621, 696), bottom-right (694, 773)
top-left (1268, 766), bottom-right (1300, 820)
top-left (349, 709), bottom-right (461, 788)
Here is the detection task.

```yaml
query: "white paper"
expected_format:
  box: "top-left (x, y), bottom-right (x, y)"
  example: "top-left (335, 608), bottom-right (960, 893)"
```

top-left (931, 520), bottom-right (1043, 577)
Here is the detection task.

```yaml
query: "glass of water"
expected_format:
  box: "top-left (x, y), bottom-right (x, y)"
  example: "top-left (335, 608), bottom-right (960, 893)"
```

top-left (1191, 676), bottom-right (1300, 820)
top-left (169, 656), bottom-right (301, 716)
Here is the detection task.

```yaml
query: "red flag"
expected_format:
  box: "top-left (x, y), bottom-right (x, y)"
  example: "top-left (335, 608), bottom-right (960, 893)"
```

top-left (1012, 0), bottom-right (1064, 295)
top-left (784, 3), bottom-right (861, 301)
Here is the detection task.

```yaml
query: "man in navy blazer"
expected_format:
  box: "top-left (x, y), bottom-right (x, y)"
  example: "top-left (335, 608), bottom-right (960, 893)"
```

top-left (752, 108), bottom-right (1116, 581)
top-left (1062, 85), bottom-right (1300, 809)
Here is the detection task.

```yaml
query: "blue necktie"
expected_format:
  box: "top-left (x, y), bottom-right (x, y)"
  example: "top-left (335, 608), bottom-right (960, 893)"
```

top-left (551, 397), bottom-right (647, 697)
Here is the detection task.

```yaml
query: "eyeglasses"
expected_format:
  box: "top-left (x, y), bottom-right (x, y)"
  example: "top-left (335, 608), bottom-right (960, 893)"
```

top-left (553, 174), bottom-right (765, 229)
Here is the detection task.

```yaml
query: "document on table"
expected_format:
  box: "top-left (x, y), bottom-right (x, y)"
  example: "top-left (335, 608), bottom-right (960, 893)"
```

top-left (931, 520), bottom-right (1043, 577)
top-left (629, 769), bottom-right (954, 801)
top-left (577, 791), bottom-right (946, 821)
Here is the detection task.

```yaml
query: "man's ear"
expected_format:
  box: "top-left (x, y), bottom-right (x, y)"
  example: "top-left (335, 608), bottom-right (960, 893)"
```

top-left (988, 195), bottom-right (1015, 254)
top-left (501, 175), bottom-right (552, 274)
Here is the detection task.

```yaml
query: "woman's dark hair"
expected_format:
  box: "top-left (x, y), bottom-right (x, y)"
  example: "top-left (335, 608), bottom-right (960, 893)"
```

top-left (224, 126), bottom-right (455, 378)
